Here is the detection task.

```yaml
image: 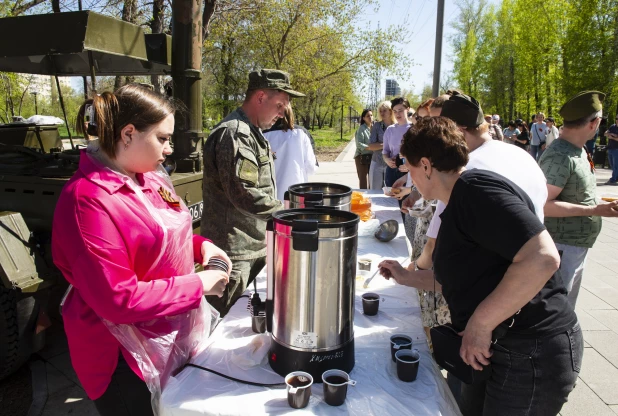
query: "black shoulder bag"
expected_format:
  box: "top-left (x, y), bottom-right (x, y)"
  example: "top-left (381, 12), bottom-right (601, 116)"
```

top-left (428, 268), bottom-right (519, 385)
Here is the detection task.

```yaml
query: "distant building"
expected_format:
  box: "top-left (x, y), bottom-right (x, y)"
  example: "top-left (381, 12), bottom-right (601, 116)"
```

top-left (385, 79), bottom-right (401, 97)
top-left (27, 74), bottom-right (72, 99)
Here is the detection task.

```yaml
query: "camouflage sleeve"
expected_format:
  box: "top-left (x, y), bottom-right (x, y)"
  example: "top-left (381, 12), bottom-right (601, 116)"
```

top-left (539, 149), bottom-right (571, 189)
top-left (215, 127), bottom-right (283, 220)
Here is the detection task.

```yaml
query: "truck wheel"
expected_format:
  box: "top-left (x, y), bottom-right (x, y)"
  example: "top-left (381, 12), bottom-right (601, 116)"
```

top-left (0, 287), bottom-right (39, 381)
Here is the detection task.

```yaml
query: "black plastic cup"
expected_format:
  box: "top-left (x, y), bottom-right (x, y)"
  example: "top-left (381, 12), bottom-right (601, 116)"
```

top-left (395, 349), bottom-right (420, 382)
top-left (362, 293), bottom-right (380, 316)
top-left (285, 371), bottom-right (313, 409)
top-left (322, 369), bottom-right (356, 406)
top-left (390, 334), bottom-right (413, 362)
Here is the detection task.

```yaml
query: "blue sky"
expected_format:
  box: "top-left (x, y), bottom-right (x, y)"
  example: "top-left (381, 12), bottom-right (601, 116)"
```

top-left (358, 0), bottom-right (462, 96)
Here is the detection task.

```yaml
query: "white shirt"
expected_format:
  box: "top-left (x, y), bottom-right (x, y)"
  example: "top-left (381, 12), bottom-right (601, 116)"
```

top-left (545, 125), bottom-right (560, 148)
top-left (426, 140), bottom-right (548, 238)
top-left (264, 127), bottom-right (318, 202)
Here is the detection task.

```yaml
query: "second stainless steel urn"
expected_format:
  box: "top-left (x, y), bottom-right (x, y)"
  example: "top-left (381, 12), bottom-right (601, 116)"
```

top-left (284, 183), bottom-right (352, 210)
top-left (266, 208), bottom-right (359, 379)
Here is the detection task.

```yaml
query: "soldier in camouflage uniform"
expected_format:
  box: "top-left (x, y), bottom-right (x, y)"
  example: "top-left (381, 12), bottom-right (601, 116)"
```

top-left (540, 91), bottom-right (618, 308)
top-left (202, 69), bottom-right (305, 314)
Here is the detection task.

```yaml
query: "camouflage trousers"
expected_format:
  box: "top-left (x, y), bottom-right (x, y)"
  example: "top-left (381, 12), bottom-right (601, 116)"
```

top-left (206, 256), bottom-right (266, 317)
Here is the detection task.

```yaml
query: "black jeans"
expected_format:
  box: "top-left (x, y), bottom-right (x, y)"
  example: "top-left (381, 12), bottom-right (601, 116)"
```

top-left (384, 166), bottom-right (405, 187)
top-left (94, 355), bottom-right (153, 416)
top-left (459, 322), bottom-right (582, 416)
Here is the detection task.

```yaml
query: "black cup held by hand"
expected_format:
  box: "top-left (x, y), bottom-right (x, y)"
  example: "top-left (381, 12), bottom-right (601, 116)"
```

top-left (322, 369), bottom-right (356, 406)
top-left (396, 349), bottom-right (420, 382)
top-left (285, 371), bottom-right (313, 409)
top-left (390, 334), bottom-right (413, 362)
top-left (362, 293), bottom-right (380, 315)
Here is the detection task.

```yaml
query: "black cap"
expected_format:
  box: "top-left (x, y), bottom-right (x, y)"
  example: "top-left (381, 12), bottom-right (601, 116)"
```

top-left (440, 92), bottom-right (485, 128)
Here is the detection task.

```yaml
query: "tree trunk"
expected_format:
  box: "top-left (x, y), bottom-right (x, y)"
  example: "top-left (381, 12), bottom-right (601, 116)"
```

top-left (533, 66), bottom-right (539, 112)
top-left (115, 0), bottom-right (138, 88)
top-left (509, 56), bottom-right (515, 120)
top-left (150, 0), bottom-right (165, 93)
top-left (545, 62), bottom-right (552, 116)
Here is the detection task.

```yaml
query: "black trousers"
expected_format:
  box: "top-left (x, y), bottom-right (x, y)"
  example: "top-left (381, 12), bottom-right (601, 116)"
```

top-left (94, 355), bottom-right (153, 416)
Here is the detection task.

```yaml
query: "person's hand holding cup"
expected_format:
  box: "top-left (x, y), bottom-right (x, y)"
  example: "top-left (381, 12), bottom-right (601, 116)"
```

top-left (198, 270), bottom-right (229, 297)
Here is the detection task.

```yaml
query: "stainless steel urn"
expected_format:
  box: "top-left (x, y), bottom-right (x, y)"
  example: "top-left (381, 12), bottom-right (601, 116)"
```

top-left (266, 208), bottom-right (359, 379)
top-left (284, 183), bottom-right (352, 210)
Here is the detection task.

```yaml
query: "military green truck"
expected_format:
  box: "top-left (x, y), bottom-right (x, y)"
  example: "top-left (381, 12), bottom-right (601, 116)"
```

top-left (0, 8), bottom-right (205, 380)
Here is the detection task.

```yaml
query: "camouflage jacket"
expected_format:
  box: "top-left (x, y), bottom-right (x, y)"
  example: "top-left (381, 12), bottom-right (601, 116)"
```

top-left (201, 108), bottom-right (283, 260)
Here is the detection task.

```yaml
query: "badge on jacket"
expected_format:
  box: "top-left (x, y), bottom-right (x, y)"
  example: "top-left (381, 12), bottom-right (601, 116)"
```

top-left (158, 186), bottom-right (181, 208)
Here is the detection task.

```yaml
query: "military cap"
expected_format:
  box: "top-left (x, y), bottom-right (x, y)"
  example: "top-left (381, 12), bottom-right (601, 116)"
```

top-left (441, 92), bottom-right (485, 128)
top-left (247, 69), bottom-right (305, 98)
top-left (559, 91), bottom-right (605, 122)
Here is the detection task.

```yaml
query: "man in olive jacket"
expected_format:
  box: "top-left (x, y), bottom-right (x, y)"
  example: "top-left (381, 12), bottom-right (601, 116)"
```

top-left (202, 69), bottom-right (305, 314)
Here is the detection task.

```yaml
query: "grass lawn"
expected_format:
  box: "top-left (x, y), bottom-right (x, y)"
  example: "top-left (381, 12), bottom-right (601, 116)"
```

top-left (309, 126), bottom-right (354, 162)
top-left (58, 125), bottom-right (78, 138)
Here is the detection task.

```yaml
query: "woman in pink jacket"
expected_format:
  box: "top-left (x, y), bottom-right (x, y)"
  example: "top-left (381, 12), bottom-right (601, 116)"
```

top-left (52, 84), bottom-right (231, 415)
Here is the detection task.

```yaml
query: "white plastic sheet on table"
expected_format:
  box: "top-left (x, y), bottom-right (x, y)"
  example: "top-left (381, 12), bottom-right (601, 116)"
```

top-left (160, 191), bottom-right (461, 416)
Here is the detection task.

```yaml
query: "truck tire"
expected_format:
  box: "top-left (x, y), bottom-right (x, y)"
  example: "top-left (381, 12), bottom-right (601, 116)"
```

top-left (0, 287), bottom-right (39, 381)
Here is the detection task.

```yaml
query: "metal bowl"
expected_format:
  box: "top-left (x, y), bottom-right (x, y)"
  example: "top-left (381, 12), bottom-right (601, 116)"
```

top-left (374, 219), bottom-right (399, 242)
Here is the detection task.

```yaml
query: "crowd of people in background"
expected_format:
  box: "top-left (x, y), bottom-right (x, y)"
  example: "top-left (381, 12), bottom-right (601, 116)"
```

top-left (355, 100), bottom-right (618, 190)
top-left (349, 88), bottom-right (618, 416)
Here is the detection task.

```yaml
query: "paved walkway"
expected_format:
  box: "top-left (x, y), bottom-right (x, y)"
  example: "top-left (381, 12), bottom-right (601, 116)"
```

top-left (35, 140), bottom-right (618, 415)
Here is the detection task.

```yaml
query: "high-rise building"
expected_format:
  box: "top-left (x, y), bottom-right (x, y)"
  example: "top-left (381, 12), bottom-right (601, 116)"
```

top-left (27, 74), bottom-right (72, 100)
top-left (385, 79), bottom-right (401, 97)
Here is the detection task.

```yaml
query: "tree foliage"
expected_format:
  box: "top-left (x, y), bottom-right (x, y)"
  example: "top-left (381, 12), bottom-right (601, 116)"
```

top-left (450, 0), bottom-right (618, 123)
top-left (0, 0), bottom-right (410, 131)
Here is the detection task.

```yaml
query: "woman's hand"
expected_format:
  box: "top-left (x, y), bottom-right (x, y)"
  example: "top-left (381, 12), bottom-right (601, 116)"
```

top-left (198, 270), bottom-right (229, 297)
top-left (398, 164), bottom-right (409, 173)
top-left (392, 174), bottom-right (408, 189)
top-left (401, 192), bottom-right (420, 212)
top-left (459, 320), bottom-right (494, 371)
top-left (378, 259), bottom-right (411, 286)
top-left (392, 187), bottom-right (411, 200)
top-left (385, 157), bottom-right (397, 168)
top-left (201, 241), bottom-right (232, 272)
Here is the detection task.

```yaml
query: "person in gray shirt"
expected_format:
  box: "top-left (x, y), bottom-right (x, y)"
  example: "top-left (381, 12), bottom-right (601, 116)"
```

top-left (503, 120), bottom-right (521, 145)
top-left (530, 112), bottom-right (548, 160)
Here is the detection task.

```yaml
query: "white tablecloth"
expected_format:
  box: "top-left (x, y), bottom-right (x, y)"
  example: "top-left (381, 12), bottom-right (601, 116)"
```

top-left (160, 191), bottom-right (460, 416)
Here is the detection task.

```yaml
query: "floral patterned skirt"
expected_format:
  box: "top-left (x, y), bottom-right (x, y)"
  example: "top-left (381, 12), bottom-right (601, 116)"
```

top-left (410, 200), bottom-right (451, 328)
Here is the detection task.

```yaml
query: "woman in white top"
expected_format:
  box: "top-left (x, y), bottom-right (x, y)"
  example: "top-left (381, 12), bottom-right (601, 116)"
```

top-left (264, 105), bottom-right (318, 201)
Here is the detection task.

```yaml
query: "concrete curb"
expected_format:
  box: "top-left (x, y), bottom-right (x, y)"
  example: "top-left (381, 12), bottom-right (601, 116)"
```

top-left (27, 360), bottom-right (47, 416)
top-left (335, 138), bottom-right (356, 162)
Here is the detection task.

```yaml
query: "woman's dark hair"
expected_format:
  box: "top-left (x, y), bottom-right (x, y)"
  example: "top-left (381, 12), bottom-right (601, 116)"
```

top-left (517, 121), bottom-right (529, 133)
top-left (400, 117), bottom-right (469, 173)
top-left (76, 84), bottom-right (178, 158)
top-left (390, 97), bottom-right (410, 109)
top-left (360, 108), bottom-right (372, 125)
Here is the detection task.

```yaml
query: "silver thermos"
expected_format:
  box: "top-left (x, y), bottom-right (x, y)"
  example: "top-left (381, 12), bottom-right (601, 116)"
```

top-left (284, 183), bottom-right (352, 210)
top-left (266, 208), bottom-right (359, 379)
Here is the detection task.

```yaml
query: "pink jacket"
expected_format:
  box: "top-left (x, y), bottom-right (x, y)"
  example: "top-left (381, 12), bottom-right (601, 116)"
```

top-left (52, 151), bottom-right (207, 399)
